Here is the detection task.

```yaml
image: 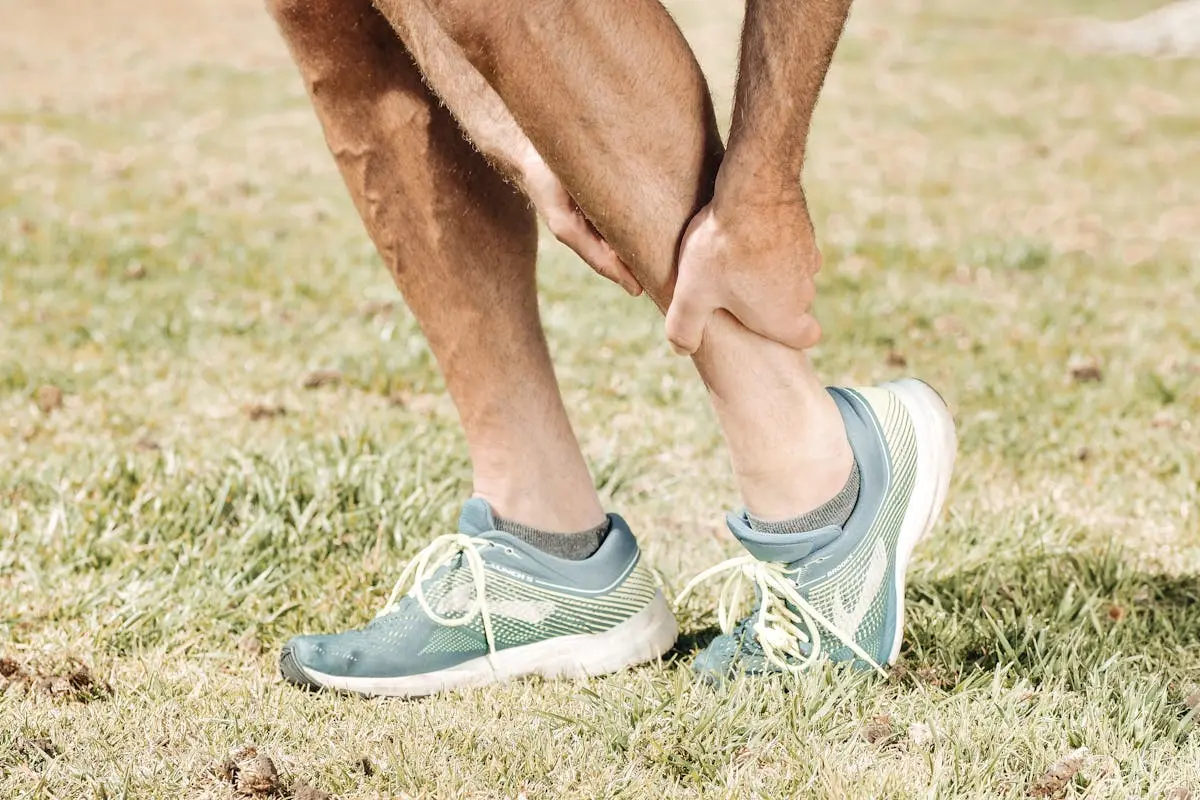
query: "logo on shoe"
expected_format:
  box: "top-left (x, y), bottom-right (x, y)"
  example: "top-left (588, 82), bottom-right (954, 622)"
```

top-left (831, 539), bottom-right (888, 640)
top-left (436, 584), bottom-right (557, 624)
top-left (488, 563), bottom-right (536, 583)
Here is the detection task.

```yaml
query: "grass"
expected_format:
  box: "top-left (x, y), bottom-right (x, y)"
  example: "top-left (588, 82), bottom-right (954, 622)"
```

top-left (2, 0), bottom-right (1200, 797)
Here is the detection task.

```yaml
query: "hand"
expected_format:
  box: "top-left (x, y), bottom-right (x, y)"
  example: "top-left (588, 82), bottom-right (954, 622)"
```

top-left (665, 189), bottom-right (823, 355)
top-left (518, 148), bottom-right (643, 297)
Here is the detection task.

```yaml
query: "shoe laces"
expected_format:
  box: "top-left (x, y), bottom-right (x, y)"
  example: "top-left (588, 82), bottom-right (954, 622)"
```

top-left (377, 533), bottom-right (499, 654)
top-left (676, 555), bottom-right (885, 676)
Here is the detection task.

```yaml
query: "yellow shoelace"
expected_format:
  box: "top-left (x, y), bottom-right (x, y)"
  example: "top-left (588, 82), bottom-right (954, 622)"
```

top-left (676, 555), bottom-right (885, 676)
top-left (376, 533), bottom-right (498, 654)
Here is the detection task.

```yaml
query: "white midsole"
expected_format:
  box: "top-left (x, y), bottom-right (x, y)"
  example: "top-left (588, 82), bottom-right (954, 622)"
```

top-left (883, 379), bottom-right (958, 664)
top-left (297, 591), bottom-right (679, 698)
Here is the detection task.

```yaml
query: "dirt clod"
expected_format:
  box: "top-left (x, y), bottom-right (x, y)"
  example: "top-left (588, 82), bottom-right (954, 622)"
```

top-left (1030, 747), bottom-right (1088, 797)
top-left (1167, 787), bottom-right (1194, 800)
top-left (292, 783), bottom-right (332, 800)
top-left (244, 402), bottom-right (287, 421)
top-left (0, 656), bottom-right (111, 702)
top-left (886, 350), bottom-right (908, 368)
top-left (358, 756), bottom-right (374, 776)
top-left (860, 714), bottom-right (895, 744)
top-left (1068, 357), bottom-right (1103, 383)
top-left (915, 665), bottom-right (956, 690)
top-left (35, 385), bottom-right (64, 413)
top-left (886, 662), bottom-right (911, 685)
top-left (302, 369), bottom-right (343, 390)
top-left (20, 738), bottom-right (60, 759)
top-left (236, 753), bottom-right (281, 796)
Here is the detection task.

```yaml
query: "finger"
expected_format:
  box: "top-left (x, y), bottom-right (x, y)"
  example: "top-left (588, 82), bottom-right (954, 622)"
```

top-left (664, 266), bottom-right (712, 356)
top-left (547, 212), bottom-right (642, 296)
top-left (734, 306), bottom-right (823, 350)
top-left (726, 279), bottom-right (823, 350)
top-left (580, 218), bottom-right (642, 297)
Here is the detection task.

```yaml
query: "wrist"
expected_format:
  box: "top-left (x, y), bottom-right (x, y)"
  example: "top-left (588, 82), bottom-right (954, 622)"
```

top-left (713, 147), bottom-right (803, 211)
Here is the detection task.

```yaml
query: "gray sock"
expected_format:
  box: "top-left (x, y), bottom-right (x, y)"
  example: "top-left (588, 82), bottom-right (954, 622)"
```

top-left (494, 514), bottom-right (611, 560)
top-left (747, 460), bottom-right (861, 534)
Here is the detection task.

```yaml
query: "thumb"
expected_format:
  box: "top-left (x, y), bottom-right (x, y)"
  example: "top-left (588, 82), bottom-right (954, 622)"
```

top-left (664, 267), bottom-right (714, 356)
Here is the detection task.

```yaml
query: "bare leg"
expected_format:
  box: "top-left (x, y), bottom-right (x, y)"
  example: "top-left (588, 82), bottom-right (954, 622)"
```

top-left (389, 0), bottom-right (853, 518)
top-left (266, 0), bottom-right (605, 532)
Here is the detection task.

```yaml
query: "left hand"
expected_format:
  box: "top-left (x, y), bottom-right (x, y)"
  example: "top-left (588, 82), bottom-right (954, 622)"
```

top-left (665, 188), bottom-right (824, 355)
top-left (518, 148), bottom-right (643, 297)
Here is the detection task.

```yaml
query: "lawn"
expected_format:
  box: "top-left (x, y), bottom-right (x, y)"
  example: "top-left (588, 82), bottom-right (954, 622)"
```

top-left (2, 0), bottom-right (1200, 797)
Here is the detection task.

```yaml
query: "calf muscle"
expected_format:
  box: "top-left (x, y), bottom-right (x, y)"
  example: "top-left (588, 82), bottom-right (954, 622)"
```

top-left (267, 0), bottom-right (606, 532)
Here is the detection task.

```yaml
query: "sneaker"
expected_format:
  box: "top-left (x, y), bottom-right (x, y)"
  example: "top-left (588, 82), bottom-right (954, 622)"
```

top-left (280, 498), bottom-right (677, 697)
top-left (680, 379), bottom-right (956, 679)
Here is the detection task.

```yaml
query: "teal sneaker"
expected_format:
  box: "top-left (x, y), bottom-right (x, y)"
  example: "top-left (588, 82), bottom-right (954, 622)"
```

top-left (280, 499), bottom-right (677, 697)
top-left (680, 379), bottom-right (956, 679)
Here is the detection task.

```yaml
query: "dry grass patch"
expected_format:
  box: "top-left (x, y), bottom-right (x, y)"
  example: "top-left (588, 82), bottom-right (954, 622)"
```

top-left (3, 0), bottom-right (1199, 797)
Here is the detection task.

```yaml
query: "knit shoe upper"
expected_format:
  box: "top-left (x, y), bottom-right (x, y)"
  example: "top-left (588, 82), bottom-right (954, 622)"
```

top-left (685, 380), bottom-right (956, 681)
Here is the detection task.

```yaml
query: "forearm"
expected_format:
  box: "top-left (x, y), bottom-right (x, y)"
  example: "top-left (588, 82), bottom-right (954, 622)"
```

top-left (379, 0), bottom-right (536, 180)
top-left (719, 0), bottom-right (852, 200)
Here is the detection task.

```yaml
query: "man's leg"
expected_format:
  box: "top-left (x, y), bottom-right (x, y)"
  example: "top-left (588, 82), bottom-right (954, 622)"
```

top-left (404, 0), bottom-right (956, 677)
top-left (267, 0), bottom-right (677, 697)
top-left (386, 0), bottom-right (854, 520)
top-left (267, 0), bottom-right (603, 534)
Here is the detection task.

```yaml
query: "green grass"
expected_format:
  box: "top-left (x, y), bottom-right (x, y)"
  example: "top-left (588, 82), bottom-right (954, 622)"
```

top-left (3, 0), bottom-right (1200, 797)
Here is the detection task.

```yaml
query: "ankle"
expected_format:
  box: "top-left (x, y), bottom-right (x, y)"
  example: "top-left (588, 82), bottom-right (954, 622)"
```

top-left (471, 476), bottom-right (605, 534)
top-left (694, 312), bottom-right (855, 519)
top-left (736, 443), bottom-right (854, 521)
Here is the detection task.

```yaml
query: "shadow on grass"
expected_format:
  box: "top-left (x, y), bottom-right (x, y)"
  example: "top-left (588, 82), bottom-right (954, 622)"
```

top-left (903, 547), bottom-right (1200, 689)
top-left (668, 547), bottom-right (1200, 691)
top-left (664, 623), bottom-right (722, 665)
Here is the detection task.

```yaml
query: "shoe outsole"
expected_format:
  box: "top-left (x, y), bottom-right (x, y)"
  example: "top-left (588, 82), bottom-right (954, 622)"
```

top-left (279, 591), bottom-right (678, 698)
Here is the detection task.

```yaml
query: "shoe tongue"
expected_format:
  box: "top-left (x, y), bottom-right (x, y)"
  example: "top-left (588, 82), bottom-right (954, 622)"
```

top-left (725, 511), bottom-right (842, 565)
top-left (458, 497), bottom-right (500, 535)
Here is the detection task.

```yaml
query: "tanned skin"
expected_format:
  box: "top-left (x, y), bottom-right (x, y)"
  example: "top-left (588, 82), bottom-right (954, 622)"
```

top-left (668, 0), bottom-right (855, 356)
top-left (266, 0), bottom-right (608, 533)
top-left (271, 0), bottom-right (856, 521)
top-left (403, 0), bottom-right (854, 516)
top-left (387, 0), bottom-right (640, 296)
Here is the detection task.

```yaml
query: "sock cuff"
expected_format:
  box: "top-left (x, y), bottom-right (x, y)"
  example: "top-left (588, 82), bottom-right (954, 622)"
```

top-left (493, 514), bottom-right (611, 560)
top-left (747, 459), bottom-right (861, 535)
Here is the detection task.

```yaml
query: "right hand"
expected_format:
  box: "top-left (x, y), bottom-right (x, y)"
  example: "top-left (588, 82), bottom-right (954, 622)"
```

top-left (518, 148), bottom-right (643, 297)
top-left (665, 189), bottom-right (823, 356)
